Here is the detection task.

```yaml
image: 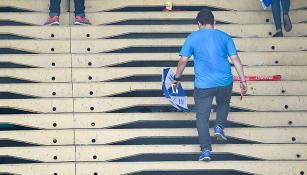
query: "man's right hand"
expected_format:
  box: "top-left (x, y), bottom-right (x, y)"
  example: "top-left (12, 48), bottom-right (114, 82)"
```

top-left (172, 80), bottom-right (180, 91)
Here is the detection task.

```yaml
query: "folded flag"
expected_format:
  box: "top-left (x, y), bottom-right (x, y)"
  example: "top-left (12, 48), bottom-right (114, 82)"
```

top-left (260, 0), bottom-right (272, 9)
top-left (162, 68), bottom-right (188, 111)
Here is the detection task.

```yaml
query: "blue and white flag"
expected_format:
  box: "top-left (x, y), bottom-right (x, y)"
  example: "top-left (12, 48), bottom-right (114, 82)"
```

top-left (260, 0), bottom-right (272, 9)
top-left (162, 68), bottom-right (188, 111)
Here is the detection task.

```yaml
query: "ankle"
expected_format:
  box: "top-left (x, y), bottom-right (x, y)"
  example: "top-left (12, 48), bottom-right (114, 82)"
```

top-left (202, 149), bottom-right (211, 153)
top-left (273, 31), bottom-right (283, 37)
top-left (201, 147), bottom-right (212, 152)
top-left (215, 125), bottom-right (224, 129)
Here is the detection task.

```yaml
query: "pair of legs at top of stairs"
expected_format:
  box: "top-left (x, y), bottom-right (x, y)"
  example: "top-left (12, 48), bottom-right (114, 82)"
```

top-left (194, 83), bottom-right (233, 161)
top-left (271, 0), bottom-right (292, 37)
top-left (45, 0), bottom-right (91, 25)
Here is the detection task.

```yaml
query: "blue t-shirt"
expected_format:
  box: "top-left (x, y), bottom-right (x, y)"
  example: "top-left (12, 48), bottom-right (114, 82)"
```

top-left (179, 28), bottom-right (237, 89)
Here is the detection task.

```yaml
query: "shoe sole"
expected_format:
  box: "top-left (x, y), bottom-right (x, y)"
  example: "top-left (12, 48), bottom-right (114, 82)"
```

top-left (74, 21), bottom-right (90, 25)
top-left (283, 14), bottom-right (292, 32)
top-left (45, 22), bottom-right (60, 26)
top-left (215, 133), bottom-right (227, 141)
top-left (273, 32), bottom-right (284, 37)
top-left (199, 157), bottom-right (211, 161)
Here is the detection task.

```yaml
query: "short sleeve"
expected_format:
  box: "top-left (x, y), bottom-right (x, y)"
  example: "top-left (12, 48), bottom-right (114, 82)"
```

top-left (179, 36), bottom-right (193, 58)
top-left (226, 37), bottom-right (237, 57)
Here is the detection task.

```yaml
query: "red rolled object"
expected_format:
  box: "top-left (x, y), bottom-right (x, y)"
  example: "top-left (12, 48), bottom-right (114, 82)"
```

top-left (234, 75), bottom-right (282, 81)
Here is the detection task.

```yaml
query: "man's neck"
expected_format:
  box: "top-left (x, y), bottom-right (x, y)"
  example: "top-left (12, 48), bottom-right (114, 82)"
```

top-left (199, 24), bottom-right (214, 29)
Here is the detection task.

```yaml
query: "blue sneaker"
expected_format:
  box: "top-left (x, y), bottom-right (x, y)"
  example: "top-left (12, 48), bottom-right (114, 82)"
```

top-left (198, 150), bottom-right (211, 161)
top-left (214, 126), bottom-right (227, 141)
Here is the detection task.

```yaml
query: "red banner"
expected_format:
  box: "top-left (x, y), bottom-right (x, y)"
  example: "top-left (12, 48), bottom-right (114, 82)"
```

top-left (234, 75), bottom-right (281, 81)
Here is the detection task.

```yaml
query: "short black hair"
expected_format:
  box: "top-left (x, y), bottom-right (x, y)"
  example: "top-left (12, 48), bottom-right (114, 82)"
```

top-left (196, 9), bottom-right (215, 25)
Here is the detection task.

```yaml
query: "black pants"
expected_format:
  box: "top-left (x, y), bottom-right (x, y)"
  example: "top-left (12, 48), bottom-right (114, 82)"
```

top-left (49, 0), bottom-right (85, 17)
top-left (194, 83), bottom-right (233, 151)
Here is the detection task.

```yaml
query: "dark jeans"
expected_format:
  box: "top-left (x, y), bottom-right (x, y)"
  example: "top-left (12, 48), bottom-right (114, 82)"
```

top-left (271, 0), bottom-right (290, 31)
top-left (194, 83), bottom-right (233, 151)
top-left (49, 0), bottom-right (85, 17)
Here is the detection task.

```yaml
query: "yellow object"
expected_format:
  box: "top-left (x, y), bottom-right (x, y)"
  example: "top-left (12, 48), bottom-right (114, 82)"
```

top-left (165, 1), bottom-right (173, 11)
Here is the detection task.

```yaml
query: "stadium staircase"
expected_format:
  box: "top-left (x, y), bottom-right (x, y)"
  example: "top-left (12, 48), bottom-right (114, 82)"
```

top-left (0, 0), bottom-right (307, 174)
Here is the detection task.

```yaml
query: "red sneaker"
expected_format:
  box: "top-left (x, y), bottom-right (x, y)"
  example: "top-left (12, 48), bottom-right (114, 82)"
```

top-left (44, 16), bottom-right (60, 25)
top-left (74, 16), bottom-right (91, 25)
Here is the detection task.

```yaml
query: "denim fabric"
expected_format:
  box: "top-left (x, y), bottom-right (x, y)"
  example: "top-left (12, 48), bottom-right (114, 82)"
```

top-left (49, 0), bottom-right (61, 17)
top-left (49, 0), bottom-right (85, 17)
top-left (74, 0), bottom-right (85, 17)
top-left (271, 0), bottom-right (290, 31)
top-left (194, 83), bottom-right (233, 151)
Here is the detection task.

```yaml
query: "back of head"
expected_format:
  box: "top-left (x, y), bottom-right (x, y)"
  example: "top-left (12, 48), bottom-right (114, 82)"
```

top-left (196, 9), bottom-right (215, 26)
